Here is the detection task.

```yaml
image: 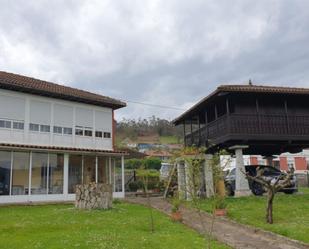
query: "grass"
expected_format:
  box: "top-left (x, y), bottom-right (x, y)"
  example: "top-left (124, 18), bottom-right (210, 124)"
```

top-left (197, 188), bottom-right (309, 243)
top-left (0, 202), bottom-right (229, 249)
top-left (159, 136), bottom-right (180, 144)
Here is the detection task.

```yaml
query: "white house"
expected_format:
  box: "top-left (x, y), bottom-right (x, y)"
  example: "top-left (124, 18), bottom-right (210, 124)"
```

top-left (0, 71), bottom-right (127, 204)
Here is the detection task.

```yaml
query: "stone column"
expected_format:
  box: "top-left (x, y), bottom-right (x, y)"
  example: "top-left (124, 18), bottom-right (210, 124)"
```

top-left (204, 154), bottom-right (214, 198)
top-left (229, 145), bottom-right (251, 197)
top-left (177, 161), bottom-right (186, 200)
top-left (184, 161), bottom-right (192, 200)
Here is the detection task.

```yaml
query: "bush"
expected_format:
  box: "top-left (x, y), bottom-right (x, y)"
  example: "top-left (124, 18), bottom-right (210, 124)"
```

top-left (128, 180), bottom-right (144, 192)
top-left (125, 157), bottom-right (162, 170)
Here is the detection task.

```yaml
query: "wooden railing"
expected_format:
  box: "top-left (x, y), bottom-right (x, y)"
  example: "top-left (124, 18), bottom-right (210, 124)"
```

top-left (184, 113), bottom-right (309, 146)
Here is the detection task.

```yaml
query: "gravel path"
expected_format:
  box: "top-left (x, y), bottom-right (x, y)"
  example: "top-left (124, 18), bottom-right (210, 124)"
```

top-left (126, 197), bottom-right (309, 249)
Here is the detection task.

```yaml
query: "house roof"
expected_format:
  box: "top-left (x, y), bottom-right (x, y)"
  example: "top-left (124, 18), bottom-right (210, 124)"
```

top-left (173, 84), bottom-right (309, 125)
top-left (0, 71), bottom-right (126, 109)
top-left (0, 143), bottom-right (128, 155)
top-left (145, 150), bottom-right (172, 157)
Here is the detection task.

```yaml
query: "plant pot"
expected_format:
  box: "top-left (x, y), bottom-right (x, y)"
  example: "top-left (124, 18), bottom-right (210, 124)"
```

top-left (171, 211), bottom-right (182, 222)
top-left (214, 209), bottom-right (227, 216)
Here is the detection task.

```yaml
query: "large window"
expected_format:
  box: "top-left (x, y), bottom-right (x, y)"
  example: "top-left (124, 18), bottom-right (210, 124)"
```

top-left (98, 156), bottom-right (109, 184)
top-left (68, 155), bottom-right (82, 193)
top-left (0, 151), bottom-right (11, 196)
top-left (31, 153), bottom-right (48, 195)
top-left (83, 156), bottom-right (96, 184)
top-left (11, 152), bottom-right (30, 195)
top-left (0, 120), bottom-right (11, 129)
top-left (49, 154), bottom-right (64, 194)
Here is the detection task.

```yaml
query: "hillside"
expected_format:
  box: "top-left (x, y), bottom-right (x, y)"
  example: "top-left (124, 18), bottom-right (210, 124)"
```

top-left (115, 116), bottom-right (183, 146)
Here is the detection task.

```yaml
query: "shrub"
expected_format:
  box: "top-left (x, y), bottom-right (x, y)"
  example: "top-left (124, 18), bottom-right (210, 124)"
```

top-left (128, 180), bottom-right (144, 191)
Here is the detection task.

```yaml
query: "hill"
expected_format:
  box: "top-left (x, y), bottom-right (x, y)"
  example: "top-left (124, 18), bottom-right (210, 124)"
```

top-left (115, 116), bottom-right (183, 146)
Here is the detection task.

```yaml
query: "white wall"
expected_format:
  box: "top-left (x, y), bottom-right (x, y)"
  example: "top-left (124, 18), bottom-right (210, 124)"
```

top-left (0, 89), bottom-right (113, 150)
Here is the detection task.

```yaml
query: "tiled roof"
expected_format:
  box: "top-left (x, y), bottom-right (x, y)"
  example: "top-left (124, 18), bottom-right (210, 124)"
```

top-left (0, 71), bottom-right (126, 109)
top-left (173, 84), bottom-right (309, 124)
top-left (0, 143), bottom-right (127, 155)
top-left (218, 84), bottom-right (309, 94)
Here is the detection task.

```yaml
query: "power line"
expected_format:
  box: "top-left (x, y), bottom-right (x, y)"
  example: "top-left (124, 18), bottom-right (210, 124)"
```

top-left (120, 99), bottom-right (185, 111)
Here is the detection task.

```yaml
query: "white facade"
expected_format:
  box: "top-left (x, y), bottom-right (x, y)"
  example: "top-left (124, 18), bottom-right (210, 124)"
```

top-left (0, 89), bottom-right (113, 150)
top-left (0, 88), bottom-right (125, 204)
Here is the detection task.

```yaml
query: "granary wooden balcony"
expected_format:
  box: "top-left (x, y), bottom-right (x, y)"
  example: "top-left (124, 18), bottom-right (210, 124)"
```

top-left (184, 113), bottom-right (309, 148)
top-left (175, 84), bottom-right (309, 155)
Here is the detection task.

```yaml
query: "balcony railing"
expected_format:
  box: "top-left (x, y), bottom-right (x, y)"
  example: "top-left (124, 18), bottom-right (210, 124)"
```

top-left (185, 113), bottom-right (309, 147)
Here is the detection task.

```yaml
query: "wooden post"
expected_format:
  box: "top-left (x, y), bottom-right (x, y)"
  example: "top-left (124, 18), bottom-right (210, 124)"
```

top-left (190, 118), bottom-right (193, 145)
top-left (215, 104), bottom-right (219, 135)
top-left (198, 115), bottom-right (201, 145)
top-left (284, 100), bottom-right (290, 133)
top-left (183, 120), bottom-right (186, 146)
top-left (205, 110), bottom-right (208, 146)
top-left (256, 98), bottom-right (261, 133)
top-left (214, 104), bottom-right (218, 119)
top-left (226, 98), bottom-right (230, 133)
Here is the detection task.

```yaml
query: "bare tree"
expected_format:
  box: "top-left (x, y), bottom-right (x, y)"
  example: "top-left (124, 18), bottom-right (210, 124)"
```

top-left (244, 167), bottom-right (295, 224)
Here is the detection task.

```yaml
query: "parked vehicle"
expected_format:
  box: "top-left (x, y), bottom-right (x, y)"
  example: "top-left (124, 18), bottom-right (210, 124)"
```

top-left (225, 165), bottom-right (298, 196)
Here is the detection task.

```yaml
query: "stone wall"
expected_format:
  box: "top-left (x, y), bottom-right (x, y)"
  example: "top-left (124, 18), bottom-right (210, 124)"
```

top-left (75, 183), bottom-right (113, 209)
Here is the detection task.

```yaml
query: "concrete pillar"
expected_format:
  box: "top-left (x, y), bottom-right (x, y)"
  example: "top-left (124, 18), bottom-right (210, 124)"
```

top-left (63, 153), bottom-right (69, 196)
top-left (121, 155), bottom-right (125, 198)
top-left (204, 154), bottom-right (214, 198)
top-left (177, 161), bottom-right (186, 200)
top-left (229, 145), bottom-right (251, 197)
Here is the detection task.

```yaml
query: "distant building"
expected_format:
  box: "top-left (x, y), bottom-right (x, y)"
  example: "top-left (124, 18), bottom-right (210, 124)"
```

top-left (120, 138), bottom-right (137, 148)
top-left (145, 150), bottom-right (172, 161)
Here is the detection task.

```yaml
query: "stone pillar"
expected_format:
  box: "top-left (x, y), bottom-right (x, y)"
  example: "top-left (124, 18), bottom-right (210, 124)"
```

top-left (177, 161), bottom-right (186, 200)
top-left (184, 161), bottom-right (192, 200)
top-left (75, 183), bottom-right (112, 209)
top-left (204, 154), bottom-right (214, 198)
top-left (229, 145), bottom-right (251, 197)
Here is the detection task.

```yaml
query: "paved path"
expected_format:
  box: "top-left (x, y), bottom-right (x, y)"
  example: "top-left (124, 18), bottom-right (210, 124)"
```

top-left (126, 197), bottom-right (309, 249)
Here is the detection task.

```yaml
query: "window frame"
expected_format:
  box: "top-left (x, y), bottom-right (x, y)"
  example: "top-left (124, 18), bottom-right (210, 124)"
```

top-left (104, 132), bottom-right (111, 138)
top-left (29, 123), bottom-right (40, 132)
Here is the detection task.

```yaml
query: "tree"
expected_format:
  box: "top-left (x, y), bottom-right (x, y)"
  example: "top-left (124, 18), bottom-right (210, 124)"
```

top-left (244, 167), bottom-right (294, 224)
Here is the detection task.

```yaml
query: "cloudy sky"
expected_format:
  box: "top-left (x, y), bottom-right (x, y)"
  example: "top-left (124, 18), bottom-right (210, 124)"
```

top-left (1, 0), bottom-right (309, 121)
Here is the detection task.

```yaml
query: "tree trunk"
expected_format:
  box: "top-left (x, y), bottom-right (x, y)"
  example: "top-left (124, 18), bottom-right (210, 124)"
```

top-left (266, 189), bottom-right (274, 224)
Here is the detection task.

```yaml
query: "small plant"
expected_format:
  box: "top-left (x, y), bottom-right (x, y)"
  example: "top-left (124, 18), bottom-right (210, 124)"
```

top-left (171, 197), bottom-right (181, 213)
top-left (171, 196), bottom-right (182, 222)
top-left (213, 196), bottom-right (227, 216)
top-left (214, 196), bottom-right (227, 210)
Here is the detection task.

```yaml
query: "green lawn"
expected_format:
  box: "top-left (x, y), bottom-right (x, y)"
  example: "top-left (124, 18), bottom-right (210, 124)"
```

top-left (0, 202), bottom-right (228, 249)
top-left (159, 136), bottom-right (180, 144)
top-left (198, 188), bottom-right (309, 243)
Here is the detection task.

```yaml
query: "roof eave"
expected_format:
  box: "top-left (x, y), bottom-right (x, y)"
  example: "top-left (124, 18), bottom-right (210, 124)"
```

top-left (0, 83), bottom-right (126, 110)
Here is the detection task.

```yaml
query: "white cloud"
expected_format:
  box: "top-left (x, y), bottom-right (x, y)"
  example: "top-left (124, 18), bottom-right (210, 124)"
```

top-left (1, 0), bottom-right (309, 120)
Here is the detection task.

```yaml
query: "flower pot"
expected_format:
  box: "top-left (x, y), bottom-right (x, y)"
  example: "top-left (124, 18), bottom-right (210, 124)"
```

top-left (214, 209), bottom-right (227, 216)
top-left (171, 211), bottom-right (182, 222)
